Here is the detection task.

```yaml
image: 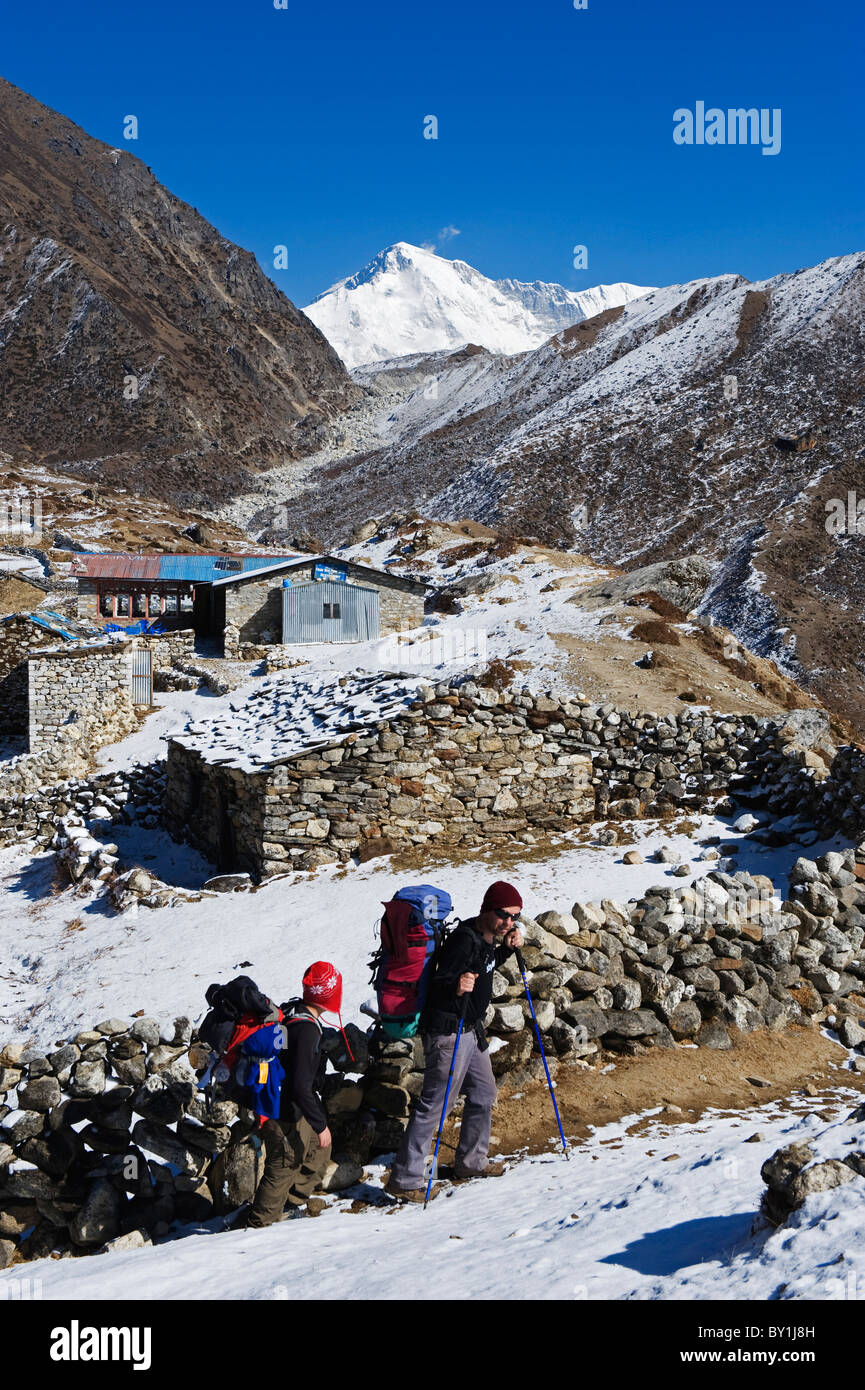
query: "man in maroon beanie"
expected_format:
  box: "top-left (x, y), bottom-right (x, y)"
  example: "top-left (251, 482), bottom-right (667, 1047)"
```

top-left (385, 881), bottom-right (524, 1201)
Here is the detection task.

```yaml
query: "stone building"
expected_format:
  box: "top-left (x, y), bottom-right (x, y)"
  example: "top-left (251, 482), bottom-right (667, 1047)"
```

top-left (163, 675), bottom-right (793, 881)
top-left (0, 611), bottom-right (99, 737)
top-left (72, 552), bottom-right (426, 654)
top-left (164, 675), bottom-right (597, 878)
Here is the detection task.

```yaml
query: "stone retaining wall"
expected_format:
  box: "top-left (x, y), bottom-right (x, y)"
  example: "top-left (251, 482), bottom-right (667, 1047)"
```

top-left (0, 616), bottom-right (73, 736)
top-left (0, 762), bottom-right (165, 853)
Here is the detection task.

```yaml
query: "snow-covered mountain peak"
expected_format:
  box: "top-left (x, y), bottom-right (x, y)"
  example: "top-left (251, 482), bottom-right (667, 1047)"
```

top-left (303, 241), bottom-right (656, 367)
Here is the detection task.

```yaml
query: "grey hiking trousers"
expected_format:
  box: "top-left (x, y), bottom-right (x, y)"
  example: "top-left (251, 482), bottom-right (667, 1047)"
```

top-left (389, 1028), bottom-right (498, 1189)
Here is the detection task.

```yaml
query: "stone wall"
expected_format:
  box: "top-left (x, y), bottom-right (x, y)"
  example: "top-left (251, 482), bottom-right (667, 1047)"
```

top-left (0, 760), bottom-right (166, 852)
top-left (27, 644), bottom-right (139, 756)
top-left (138, 629), bottom-right (196, 669)
top-left (224, 574), bottom-right (285, 646)
top-left (165, 683), bottom-right (776, 880)
top-left (0, 616), bottom-right (69, 736)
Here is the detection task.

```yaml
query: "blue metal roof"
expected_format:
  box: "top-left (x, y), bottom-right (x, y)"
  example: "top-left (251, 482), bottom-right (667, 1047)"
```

top-left (153, 555), bottom-right (285, 582)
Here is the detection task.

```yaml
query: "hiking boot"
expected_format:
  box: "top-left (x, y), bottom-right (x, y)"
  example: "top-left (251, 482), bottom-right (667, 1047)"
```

top-left (384, 1176), bottom-right (443, 1203)
top-left (282, 1197), bottom-right (328, 1219)
top-left (451, 1161), bottom-right (507, 1182)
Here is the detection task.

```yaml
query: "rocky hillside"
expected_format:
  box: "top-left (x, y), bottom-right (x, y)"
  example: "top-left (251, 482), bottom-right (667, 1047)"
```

top-left (262, 253), bottom-right (865, 728)
top-left (0, 79), bottom-right (356, 509)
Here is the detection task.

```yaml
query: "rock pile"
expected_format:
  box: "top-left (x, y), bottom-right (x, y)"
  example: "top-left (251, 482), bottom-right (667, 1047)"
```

top-left (759, 1102), bottom-right (865, 1226)
top-left (737, 712), bottom-right (865, 842)
top-left (0, 759), bottom-right (166, 852)
top-left (0, 1013), bottom-right (368, 1268)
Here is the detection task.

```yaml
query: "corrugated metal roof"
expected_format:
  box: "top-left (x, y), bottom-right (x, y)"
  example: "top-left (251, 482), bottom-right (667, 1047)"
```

top-left (74, 555), bottom-right (160, 581)
top-left (74, 554), bottom-right (300, 584)
top-left (212, 554), bottom-right (429, 592)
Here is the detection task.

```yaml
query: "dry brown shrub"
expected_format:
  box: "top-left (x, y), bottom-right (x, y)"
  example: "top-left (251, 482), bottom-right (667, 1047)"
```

top-left (630, 620), bottom-right (682, 646)
top-left (478, 658), bottom-right (517, 690)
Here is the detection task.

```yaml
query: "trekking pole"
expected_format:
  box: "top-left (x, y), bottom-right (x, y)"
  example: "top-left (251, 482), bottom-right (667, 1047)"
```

top-left (424, 997), bottom-right (467, 1208)
top-left (516, 948), bottom-right (569, 1159)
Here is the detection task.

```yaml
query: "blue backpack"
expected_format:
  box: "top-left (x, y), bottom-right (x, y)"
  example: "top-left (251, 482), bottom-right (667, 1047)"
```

top-left (372, 885), bottom-right (454, 1039)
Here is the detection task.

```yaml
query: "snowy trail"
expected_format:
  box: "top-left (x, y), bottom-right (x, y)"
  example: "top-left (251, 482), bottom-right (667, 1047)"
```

top-left (3, 1081), bottom-right (862, 1301)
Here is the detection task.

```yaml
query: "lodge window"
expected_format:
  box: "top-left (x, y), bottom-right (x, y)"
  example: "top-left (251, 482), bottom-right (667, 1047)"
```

top-left (180, 590), bottom-right (194, 612)
top-left (147, 592), bottom-right (164, 618)
top-left (164, 592), bottom-right (178, 614)
top-left (132, 592), bottom-right (147, 618)
top-left (116, 594), bottom-right (130, 617)
top-left (323, 602), bottom-right (341, 619)
top-left (100, 592), bottom-right (114, 617)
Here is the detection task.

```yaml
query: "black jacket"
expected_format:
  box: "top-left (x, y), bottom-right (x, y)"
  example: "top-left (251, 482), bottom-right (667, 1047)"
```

top-left (422, 918), bottom-right (517, 1043)
top-left (277, 1002), bottom-right (328, 1134)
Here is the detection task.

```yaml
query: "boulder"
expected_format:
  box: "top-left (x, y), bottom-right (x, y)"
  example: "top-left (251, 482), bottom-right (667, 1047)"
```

top-left (668, 999), bottom-right (702, 1039)
top-left (572, 555), bottom-right (714, 614)
top-left (788, 1160), bottom-right (858, 1205)
top-left (69, 1059), bottom-right (106, 1098)
top-left (695, 1019), bottom-right (732, 1049)
top-left (95, 1018), bottom-right (131, 1036)
top-left (491, 1003), bottom-right (526, 1032)
top-left (203, 873), bottom-right (252, 893)
top-left (320, 1159), bottom-right (364, 1193)
top-left (130, 1017), bottom-right (161, 1047)
top-left (130, 1119), bottom-right (206, 1175)
top-left (491, 1031), bottom-right (533, 1077)
top-left (17, 1075), bottom-right (61, 1113)
top-left (69, 1179), bottom-right (121, 1247)
top-left (365, 1082), bottom-right (412, 1117)
top-left (222, 1135), bottom-right (266, 1206)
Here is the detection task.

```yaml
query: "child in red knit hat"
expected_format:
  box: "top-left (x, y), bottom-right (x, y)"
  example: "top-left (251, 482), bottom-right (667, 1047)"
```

top-left (242, 960), bottom-right (347, 1228)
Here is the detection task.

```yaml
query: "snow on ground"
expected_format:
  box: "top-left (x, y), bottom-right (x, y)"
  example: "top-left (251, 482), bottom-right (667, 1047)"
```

top-left (0, 811), bottom-right (848, 1052)
top-left (3, 1070), bottom-right (862, 1302)
top-left (95, 689), bottom-right (223, 773)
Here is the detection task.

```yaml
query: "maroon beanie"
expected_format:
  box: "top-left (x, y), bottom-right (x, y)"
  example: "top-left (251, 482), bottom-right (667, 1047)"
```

top-left (481, 880), bottom-right (523, 914)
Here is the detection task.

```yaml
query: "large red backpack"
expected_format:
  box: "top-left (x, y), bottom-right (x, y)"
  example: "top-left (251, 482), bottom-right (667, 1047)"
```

top-left (371, 885), bottom-right (454, 1039)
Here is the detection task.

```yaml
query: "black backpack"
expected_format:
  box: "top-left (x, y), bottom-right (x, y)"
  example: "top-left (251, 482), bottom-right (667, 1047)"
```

top-left (198, 975), bottom-right (278, 1056)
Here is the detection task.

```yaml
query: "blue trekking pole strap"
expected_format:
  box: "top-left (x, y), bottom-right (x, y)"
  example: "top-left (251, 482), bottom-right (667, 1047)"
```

top-left (516, 948), bottom-right (569, 1159)
top-left (424, 998), bottom-right (468, 1208)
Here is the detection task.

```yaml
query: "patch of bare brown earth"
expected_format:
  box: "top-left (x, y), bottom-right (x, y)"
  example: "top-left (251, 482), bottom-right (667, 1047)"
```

top-left (433, 1028), bottom-right (865, 1164)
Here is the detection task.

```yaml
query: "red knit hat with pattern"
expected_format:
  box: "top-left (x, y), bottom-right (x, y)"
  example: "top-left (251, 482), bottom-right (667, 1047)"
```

top-left (481, 881), bottom-right (523, 914)
top-left (302, 961), bottom-right (354, 1062)
top-left (302, 961), bottom-right (343, 1011)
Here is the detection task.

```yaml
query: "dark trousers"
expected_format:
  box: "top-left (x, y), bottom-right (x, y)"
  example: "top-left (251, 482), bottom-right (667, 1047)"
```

top-left (247, 1116), bottom-right (332, 1228)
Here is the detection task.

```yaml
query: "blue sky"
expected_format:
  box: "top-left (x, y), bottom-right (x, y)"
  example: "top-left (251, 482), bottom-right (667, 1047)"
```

top-left (3, 0), bottom-right (863, 304)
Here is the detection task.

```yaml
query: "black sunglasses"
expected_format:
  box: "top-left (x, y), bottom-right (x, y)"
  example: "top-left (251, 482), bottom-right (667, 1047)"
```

top-left (494, 909), bottom-right (519, 921)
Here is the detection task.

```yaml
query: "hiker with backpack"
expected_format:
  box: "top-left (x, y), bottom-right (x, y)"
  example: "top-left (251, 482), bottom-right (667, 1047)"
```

top-left (197, 964), bottom-right (351, 1228)
top-left (383, 880), bottom-right (524, 1201)
top-left (242, 961), bottom-right (353, 1227)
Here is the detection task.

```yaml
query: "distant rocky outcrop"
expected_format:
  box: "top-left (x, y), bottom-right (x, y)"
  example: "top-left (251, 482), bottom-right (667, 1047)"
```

top-left (572, 556), bottom-right (715, 615)
top-left (0, 79), bottom-right (357, 509)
